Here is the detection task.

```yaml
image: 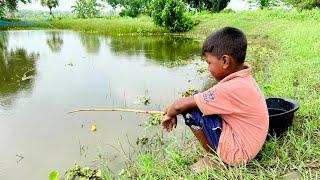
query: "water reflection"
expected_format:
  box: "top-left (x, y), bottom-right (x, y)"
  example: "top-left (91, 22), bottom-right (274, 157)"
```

top-left (109, 35), bottom-right (201, 67)
top-left (0, 32), bottom-right (39, 106)
top-left (79, 32), bottom-right (101, 54)
top-left (0, 30), bottom-right (205, 179)
top-left (46, 31), bottom-right (64, 53)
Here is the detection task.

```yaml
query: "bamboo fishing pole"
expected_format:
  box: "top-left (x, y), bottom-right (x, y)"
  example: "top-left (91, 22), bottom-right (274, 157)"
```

top-left (68, 108), bottom-right (165, 115)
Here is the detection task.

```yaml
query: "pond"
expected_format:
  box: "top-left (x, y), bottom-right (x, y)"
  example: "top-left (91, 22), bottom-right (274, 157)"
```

top-left (0, 30), bottom-right (211, 179)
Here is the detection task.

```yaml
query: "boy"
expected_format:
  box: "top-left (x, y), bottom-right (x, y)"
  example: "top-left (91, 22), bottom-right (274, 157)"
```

top-left (161, 27), bottom-right (269, 170)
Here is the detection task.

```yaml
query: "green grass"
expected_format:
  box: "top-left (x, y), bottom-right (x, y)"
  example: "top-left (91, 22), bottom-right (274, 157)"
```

top-left (49, 16), bottom-right (167, 35)
top-left (115, 9), bottom-right (320, 179)
top-left (0, 15), bottom-right (165, 34)
top-left (2, 9), bottom-right (320, 179)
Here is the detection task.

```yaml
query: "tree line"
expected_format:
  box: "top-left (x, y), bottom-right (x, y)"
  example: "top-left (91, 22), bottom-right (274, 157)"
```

top-left (0, 0), bottom-right (319, 32)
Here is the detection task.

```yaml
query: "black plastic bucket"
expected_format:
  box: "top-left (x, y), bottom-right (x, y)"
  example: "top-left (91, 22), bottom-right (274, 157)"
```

top-left (266, 97), bottom-right (299, 136)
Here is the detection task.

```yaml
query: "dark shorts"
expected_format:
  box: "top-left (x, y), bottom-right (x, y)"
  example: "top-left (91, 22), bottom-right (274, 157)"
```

top-left (183, 108), bottom-right (222, 151)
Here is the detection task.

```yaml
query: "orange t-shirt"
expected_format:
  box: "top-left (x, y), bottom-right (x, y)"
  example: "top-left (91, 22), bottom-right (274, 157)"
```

top-left (194, 65), bottom-right (269, 165)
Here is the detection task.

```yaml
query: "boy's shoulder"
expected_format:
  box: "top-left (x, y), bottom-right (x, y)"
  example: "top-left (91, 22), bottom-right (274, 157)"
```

top-left (215, 68), bottom-right (261, 98)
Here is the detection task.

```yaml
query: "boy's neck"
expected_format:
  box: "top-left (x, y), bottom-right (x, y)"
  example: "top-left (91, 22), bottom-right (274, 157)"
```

top-left (229, 63), bottom-right (246, 75)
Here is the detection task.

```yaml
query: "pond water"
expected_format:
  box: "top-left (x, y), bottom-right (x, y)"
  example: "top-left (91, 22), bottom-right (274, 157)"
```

top-left (0, 30), bottom-right (211, 179)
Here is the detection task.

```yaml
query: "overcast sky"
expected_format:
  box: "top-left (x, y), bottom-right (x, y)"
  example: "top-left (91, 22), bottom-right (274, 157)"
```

top-left (19, 0), bottom-right (251, 12)
top-left (19, 0), bottom-right (76, 11)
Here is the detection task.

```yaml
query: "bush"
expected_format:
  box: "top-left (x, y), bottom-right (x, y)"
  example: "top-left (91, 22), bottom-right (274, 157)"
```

top-left (150, 0), bottom-right (194, 32)
top-left (284, 0), bottom-right (320, 9)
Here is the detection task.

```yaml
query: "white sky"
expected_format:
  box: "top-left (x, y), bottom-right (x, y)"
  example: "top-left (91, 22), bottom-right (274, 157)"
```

top-left (19, 0), bottom-right (251, 12)
top-left (19, 0), bottom-right (76, 11)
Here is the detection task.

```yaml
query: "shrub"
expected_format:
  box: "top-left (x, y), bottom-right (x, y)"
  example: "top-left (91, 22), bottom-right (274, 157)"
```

top-left (150, 0), bottom-right (194, 32)
top-left (284, 0), bottom-right (320, 9)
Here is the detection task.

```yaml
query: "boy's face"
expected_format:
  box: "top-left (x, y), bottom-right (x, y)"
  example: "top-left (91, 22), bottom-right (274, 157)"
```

top-left (204, 52), bottom-right (227, 81)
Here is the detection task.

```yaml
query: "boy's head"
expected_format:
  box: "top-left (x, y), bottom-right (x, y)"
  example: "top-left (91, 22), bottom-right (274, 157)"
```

top-left (202, 27), bottom-right (247, 81)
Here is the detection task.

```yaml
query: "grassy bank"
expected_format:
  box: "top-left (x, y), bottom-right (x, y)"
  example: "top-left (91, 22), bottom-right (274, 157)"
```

top-left (0, 15), bottom-right (166, 34)
top-left (113, 10), bottom-right (320, 179)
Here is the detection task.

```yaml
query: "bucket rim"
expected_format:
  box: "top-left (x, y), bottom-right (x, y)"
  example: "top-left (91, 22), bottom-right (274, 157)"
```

top-left (266, 97), bottom-right (299, 117)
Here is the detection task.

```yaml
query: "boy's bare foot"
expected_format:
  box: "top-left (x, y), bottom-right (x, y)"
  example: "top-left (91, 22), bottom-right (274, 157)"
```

top-left (190, 156), bottom-right (219, 173)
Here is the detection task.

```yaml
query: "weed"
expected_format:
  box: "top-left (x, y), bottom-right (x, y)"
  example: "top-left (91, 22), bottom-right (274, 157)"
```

top-left (181, 87), bottom-right (199, 97)
top-left (144, 113), bottom-right (163, 127)
top-left (64, 164), bottom-right (102, 180)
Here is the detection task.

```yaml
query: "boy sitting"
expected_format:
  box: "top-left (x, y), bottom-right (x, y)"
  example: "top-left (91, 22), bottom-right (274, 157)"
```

top-left (161, 27), bottom-right (269, 171)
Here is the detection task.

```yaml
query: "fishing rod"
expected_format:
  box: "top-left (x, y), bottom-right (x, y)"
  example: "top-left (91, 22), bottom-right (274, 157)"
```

top-left (68, 108), bottom-right (165, 115)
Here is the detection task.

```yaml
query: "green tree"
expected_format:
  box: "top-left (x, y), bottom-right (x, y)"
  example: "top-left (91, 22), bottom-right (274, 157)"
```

top-left (0, 0), bottom-right (31, 18)
top-left (184, 0), bottom-right (231, 12)
top-left (150, 0), bottom-right (194, 32)
top-left (40, 0), bottom-right (59, 16)
top-left (250, 0), bottom-right (280, 9)
top-left (284, 0), bottom-right (320, 9)
top-left (72, 0), bottom-right (101, 18)
top-left (105, 0), bottom-right (151, 17)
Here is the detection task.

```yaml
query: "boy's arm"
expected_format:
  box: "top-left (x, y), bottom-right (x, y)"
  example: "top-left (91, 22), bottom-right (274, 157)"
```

top-left (165, 96), bottom-right (197, 117)
top-left (161, 96), bottom-right (197, 132)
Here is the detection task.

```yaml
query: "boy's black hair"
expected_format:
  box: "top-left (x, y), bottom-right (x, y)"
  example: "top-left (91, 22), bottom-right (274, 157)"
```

top-left (202, 27), bottom-right (247, 63)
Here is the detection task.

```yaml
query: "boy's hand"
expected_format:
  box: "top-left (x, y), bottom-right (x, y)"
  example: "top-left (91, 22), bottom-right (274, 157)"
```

top-left (161, 115), bottom-right (177, 132)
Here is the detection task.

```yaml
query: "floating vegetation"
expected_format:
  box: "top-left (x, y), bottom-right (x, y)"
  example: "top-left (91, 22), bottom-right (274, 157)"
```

top-left (67, 62), bottom-right (73, 66)
top-left (64, 164), bottom-right (102, 180)
top-left (181, 87), bottom-right (199, 97)
top-left (137, 95), bottom-right (151, 105)
top-left (144, 113), bottom-right (163, 127)
top-left (196, 66), bottom-right (207, 74)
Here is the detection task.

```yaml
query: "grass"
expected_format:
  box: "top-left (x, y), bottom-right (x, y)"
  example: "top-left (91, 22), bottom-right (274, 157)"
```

top-left (2, 9), bottom-right (320, 179)
top-left (114, 9), bottom-right (320, 179)
top-left (0, 15), bottom-right (166, 34)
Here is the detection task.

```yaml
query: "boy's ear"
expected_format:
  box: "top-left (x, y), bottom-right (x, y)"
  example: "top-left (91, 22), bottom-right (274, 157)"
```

top-left (221, 55), bottom-right (232, 69)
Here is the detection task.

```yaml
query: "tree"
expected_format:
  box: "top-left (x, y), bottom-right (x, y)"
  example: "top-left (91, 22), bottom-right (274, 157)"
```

top-left (40, 0), bottom-right (59, 16)
top-left (150, 0), bottom-right (194, 32)
top-left (0, 0), bottom-right (31, 18)
top-left (105, 0), bottom-right (151, 17)
top-left (249, 0), bottom-right (281, 9)
top-left (185, 0), bottom-right (231, 12)
top-left (284, 0), bottom-right (320, 9)
top-left (72, 0), bottom-right (101, 18)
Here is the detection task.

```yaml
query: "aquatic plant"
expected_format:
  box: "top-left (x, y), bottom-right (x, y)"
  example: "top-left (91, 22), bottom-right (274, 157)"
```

top-left (181, 87), bottom-right (199, 97)
top-left (64, 164), bottom-right (102, 180)
top-left (196, 66), bottom-right (207, 74)
top-left (137, 95), bottom-right (151, 105)
top-left (144, 113), bottom-right (163, 127)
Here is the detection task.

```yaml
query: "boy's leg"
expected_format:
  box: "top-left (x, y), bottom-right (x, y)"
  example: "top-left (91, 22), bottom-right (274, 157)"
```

top-left (183, 108), bottom-right (223, 172)
top-left (189, 127), bottom-right (212, 152)
top-left (183, 108), bottom-right (222, 151)
top-left (189, 127), bottom-right (221, 173)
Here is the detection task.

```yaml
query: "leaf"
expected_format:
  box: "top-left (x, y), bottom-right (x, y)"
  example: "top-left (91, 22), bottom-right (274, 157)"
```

top-left (91, 124), bottom-right (97, 132)
top-left (48, 170), bottom-right (59, 180)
